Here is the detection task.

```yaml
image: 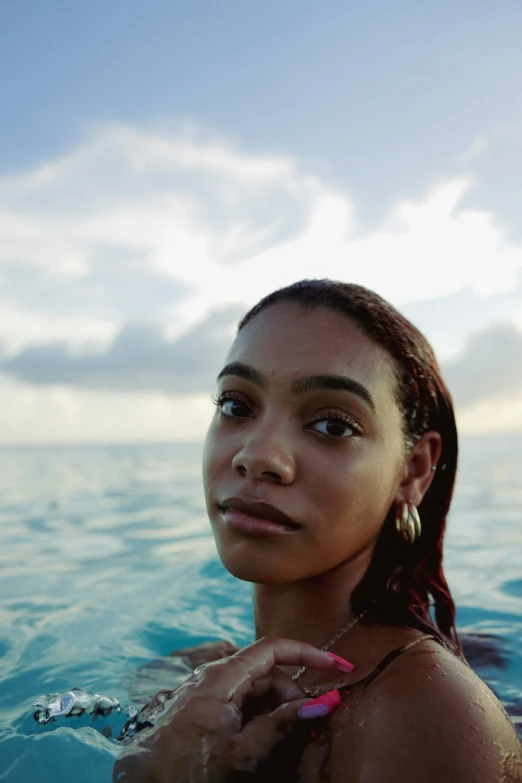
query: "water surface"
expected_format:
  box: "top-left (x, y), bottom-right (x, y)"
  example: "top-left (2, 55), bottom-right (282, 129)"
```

top-left (0, 437), bottom-right (521, 781)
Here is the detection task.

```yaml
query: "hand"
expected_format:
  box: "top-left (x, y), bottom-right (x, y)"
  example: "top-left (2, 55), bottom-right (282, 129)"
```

top-left (170, 639), bottom-right (240, 670)
top-left (113, 637), bottom-right (350, 783)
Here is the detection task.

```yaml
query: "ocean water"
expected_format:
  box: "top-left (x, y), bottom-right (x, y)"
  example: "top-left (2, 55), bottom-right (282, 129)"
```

top-left (0, 436), bottom-right (521, 781)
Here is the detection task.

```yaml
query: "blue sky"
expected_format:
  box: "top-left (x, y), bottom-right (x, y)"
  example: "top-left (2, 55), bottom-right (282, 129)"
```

top-left (1, 1), bottom-right (522, 442)
top-left (3, 0), bottom-right (522, 222)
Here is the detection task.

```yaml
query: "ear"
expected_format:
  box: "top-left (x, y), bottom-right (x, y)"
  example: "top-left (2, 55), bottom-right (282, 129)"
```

top-left (396, 431), bottom-right (442, 507)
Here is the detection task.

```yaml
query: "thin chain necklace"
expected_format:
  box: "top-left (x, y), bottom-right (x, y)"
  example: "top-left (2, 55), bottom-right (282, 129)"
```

top-left (292, 609), bottom-right (367, 683)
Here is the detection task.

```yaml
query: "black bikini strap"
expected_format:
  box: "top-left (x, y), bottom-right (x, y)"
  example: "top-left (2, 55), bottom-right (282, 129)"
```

top-left (338, 634), bottom-right (436, 693)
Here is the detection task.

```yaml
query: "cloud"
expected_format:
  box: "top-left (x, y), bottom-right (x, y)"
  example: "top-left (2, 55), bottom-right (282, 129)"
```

top-left (458, 122), bottom-right (522, 245)
top-left (3, 298), bottom-right (522, 421)
top-left (0, 375), bottom-right (214, 445)
top-left (457, 135), bottom-right (489, 164)
top-left (443, 322), bottom-right (522, 409)
top-left (2, 299), bottom-right (522, 443)
top-left (1, 121), bottom-right (522, 352)
top-left (0, 307), bottom-right (242, 393)
top-left (1, 121), bottom-right (522, 441)
top-left (401, 281), bottom-right (522, 361)
top-left (0, 123), bottom-right (306, 283)
top-left (0, 122), bottom-right (314, 352)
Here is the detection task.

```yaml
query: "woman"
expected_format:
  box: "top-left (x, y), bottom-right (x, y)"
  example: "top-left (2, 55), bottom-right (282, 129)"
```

top-left (114, 280), bottom-right (522, 782)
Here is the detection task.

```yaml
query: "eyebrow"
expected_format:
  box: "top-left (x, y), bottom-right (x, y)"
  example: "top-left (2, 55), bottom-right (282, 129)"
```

top-left (217, 361), bottom-right (267, 388)
top-left (217, 362), bottom-right (376, 413)
top-left (293, 374), bottom-right (376, 411)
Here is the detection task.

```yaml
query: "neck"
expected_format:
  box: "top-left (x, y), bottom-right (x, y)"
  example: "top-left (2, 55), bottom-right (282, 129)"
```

top-left (253, 551), bottom-right (371, 649)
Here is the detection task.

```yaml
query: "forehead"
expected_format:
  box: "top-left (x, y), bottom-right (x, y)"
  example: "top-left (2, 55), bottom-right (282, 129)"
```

top-left (227, 302), bottom-right (397, 400)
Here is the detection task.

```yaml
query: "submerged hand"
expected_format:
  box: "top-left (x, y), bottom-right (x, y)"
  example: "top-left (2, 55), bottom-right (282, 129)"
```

top-left (113, 637), bottom-right (349, 783)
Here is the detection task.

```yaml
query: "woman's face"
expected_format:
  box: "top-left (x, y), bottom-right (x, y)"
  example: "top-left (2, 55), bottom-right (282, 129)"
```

top-left (202, 302), bottom-right (408, 584)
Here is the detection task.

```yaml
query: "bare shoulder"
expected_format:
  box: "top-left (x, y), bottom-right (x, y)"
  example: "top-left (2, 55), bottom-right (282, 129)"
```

top-left (330, 639), bottom-right (522, 782)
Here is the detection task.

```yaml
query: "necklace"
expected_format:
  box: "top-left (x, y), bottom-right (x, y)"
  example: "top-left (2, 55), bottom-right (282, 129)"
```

top-left (292, 609), bottom-right (367, 683)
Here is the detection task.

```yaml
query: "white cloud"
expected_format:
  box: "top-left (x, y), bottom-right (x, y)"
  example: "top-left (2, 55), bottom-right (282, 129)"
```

top-left (401, 284), bottom-right (522, 361)
top-left (0, 303), bottom-right (117, 357)
top-left (0, 376), bottom-right (214, 445)
top-left (457, 392), bottom-right (522, 435)
top-left (442, 322), bottom-right (522, 408)
top-left (1, 122), bottom-right (522, 441)
top-left (2, 123), bottom-right (521, 340)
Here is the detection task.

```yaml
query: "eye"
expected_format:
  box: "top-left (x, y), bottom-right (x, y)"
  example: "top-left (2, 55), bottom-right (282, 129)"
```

top-left (309, 413), bottom-right (362, 439)
top-left (213, 392), bottom-right (253, 419)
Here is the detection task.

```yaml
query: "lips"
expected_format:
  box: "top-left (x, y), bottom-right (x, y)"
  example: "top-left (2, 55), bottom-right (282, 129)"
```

top-left (219, 497), bottom-right (300, 529)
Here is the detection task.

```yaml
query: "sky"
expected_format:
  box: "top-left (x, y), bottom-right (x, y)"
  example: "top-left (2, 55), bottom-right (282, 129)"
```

top-left (1, 0), bottom-right (522, 444)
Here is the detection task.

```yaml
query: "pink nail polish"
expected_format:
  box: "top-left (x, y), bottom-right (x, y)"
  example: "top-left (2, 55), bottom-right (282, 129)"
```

top-left (298, 689), bottom-right (341, 719)
top-left (298, 702), bottom-right (330, 719)
top-left (314, 689), bottom-right (341, 710)
top-left (325, 652), bottom-right (355, 672)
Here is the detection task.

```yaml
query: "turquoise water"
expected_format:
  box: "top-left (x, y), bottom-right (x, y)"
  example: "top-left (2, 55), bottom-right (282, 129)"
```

top-left (0, 437), bottom-right (521, 781)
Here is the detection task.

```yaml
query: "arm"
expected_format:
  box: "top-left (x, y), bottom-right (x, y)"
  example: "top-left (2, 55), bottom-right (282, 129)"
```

top-left (330, 649), bottom-right (522, 783)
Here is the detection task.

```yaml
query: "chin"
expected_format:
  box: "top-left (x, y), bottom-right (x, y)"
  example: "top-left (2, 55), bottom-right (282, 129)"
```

top-left (216, 544), bottom-right (299, 585)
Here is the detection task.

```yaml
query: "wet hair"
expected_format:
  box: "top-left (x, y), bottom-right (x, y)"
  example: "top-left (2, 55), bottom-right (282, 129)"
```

top-left (238, 279), bottom-right (464, 659)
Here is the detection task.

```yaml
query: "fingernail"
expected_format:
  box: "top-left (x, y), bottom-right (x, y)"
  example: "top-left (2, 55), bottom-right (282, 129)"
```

top-left (298, 689), bottom-right (341, 719)
top-left (315, 689), bottom-right (341, 709)
top-left (298, 703), bottom-right (330, 719)
top-left (325, 652), bottom-right (355, 672)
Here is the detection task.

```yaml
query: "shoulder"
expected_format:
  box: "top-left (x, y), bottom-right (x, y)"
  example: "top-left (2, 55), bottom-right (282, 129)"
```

top-left (330, 638), bottom-right (522, 782)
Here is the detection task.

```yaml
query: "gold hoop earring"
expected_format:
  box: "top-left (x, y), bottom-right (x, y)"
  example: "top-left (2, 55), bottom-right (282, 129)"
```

top-left (395, 501), bottom-right (422, 544)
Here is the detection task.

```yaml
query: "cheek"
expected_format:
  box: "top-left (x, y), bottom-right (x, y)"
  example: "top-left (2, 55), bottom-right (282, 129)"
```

top-left (202, 418), bottom-right (231, 498)
top-left (310, 450), bottom-right (397, 533)
top-left (202, 420), bottom-right (219, 493)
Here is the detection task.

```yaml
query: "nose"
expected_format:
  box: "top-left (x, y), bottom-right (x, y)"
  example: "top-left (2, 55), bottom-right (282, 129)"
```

top-left (231, 421), bottom-right (296, 485)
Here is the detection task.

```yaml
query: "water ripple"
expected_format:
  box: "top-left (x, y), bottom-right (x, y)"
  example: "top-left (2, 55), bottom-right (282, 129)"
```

top-left (0, 438), bottom-right (521, 780)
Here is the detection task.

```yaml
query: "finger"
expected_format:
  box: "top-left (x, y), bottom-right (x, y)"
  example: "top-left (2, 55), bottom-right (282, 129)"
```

top-left (247, 666), bottom-right (306, 702)
top-left (235, 636), bottom-right (353, 678)
top-left (211, 637), bottom-right (351, 708)
top-left (226, 697), bottom-right (316, 773)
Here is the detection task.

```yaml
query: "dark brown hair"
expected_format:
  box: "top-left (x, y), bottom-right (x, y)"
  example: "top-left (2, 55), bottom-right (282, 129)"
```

top-left (239, 279), bottom-right (464, 659)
